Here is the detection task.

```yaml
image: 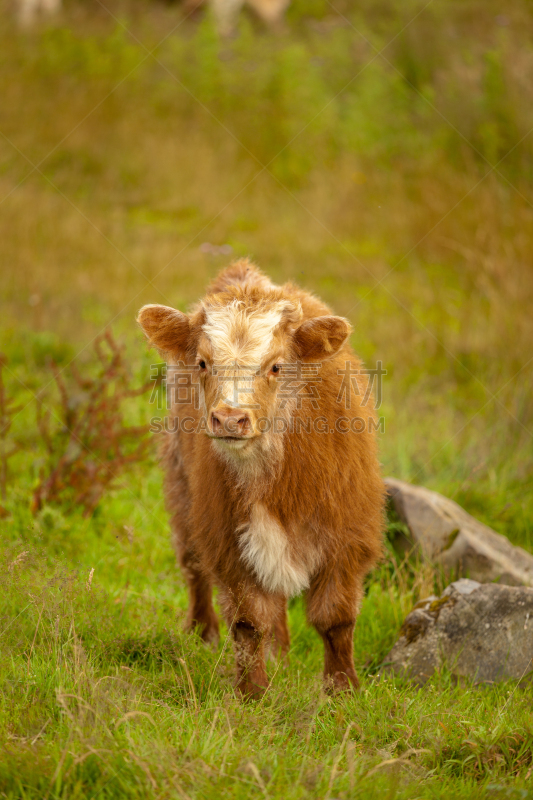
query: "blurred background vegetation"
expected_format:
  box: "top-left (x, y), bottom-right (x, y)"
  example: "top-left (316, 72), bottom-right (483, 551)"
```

top-left (2, 0), bottom-right (532, 545)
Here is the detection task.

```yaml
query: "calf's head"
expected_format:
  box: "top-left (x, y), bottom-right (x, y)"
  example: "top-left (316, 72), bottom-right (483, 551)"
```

top-left (138, 289), bottom-right (350, 458)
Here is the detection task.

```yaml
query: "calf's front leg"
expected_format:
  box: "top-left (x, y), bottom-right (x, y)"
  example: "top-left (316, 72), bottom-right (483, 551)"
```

top-left (306, 568), bottom-right (363, 692)
top-left (220, 585), bottom-right (282, 699)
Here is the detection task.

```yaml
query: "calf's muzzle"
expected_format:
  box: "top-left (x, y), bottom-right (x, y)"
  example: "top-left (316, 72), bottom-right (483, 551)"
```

top-left (210, 407), bottom-right (251, 438)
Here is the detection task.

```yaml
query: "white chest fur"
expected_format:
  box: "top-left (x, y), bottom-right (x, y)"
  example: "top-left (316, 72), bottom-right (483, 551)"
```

top-left (238, 504), bottom-right (317, 597)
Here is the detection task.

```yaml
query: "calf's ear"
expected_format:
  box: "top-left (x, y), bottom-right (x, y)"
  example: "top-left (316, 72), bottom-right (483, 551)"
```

top-left (293, 315), bottom-right (351, 361)
top-left (137, 304), bottom-right (191, 358)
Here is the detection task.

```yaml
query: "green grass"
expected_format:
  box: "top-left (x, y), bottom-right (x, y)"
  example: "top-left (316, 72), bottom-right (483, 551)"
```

top-left (1, 479), bottom-right (532, 799)
top-left (1, 0), bottom-right (533, 795)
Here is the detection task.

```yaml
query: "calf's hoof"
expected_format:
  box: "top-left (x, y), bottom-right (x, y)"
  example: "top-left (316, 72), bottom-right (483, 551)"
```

top-left (235, 671), bottom-right (269, 701)
top-left (200, 623), bottom-right (220, 646)
top-left (236, 680), bottom-right (267, 701)
top-left (323, 670), bottom-right (360, 694)
top-left (186, 617), bottom-right (220, 647)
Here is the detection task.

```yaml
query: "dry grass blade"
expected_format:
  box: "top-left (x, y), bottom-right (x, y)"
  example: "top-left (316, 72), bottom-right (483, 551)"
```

top-left (30, 718), bottom-right (51, 746)
top-left (114, 711), bottom-right (157, 729)
top-left (126, 749), bottom-right (158, 791)
top-left (86, 568), bottom-right (95, 591)
top-left (247, 761), bottom-right (268, 797)
top-left (363, 748), bottom-right (431, 779)
top-left (326, 722), bottom-right (354, 798)
top-left (178, 657), bottom-right (198, 711)
top-left (27, 603), bottom-right (44, 675)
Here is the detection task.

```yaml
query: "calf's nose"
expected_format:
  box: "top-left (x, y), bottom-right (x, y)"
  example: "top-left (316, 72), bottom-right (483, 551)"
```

top-left (211, 407), bottom-right (250, 437)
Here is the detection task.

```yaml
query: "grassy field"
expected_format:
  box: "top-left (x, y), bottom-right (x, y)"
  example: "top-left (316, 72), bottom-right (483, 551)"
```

top-left (1, 0), bottom-right (533, 796)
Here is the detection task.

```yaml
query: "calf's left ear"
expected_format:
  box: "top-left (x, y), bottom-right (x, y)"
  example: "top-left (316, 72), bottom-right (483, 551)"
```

top-left (137, 304), bottom-right (191, 358)
top-left (293, 315), bottom-right (351, 361)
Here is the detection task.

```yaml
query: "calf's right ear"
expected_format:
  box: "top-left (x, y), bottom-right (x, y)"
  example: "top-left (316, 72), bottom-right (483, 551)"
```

top-left (137, 304), bottom-right (191, 358)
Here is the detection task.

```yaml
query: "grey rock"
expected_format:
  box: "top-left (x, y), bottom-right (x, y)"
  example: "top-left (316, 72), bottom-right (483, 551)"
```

top-left (383, 580), bottom-right (533, 684)
top-left (385, 477), bottom-right (533, 587)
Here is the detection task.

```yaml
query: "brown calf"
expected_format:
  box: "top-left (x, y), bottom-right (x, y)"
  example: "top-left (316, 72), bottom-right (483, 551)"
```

top-left (138, 260), bottom-right (384, 697)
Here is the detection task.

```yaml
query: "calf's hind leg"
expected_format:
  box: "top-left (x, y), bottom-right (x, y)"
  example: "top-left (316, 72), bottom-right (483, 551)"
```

top-left (179, 548), bottom-right (220, 645)
top-left (306, 569), bottom-right (364, 692)
top-left (266, 596), bottom-right (290, 662)
top-left (165, 453), bottom-right (219, 644)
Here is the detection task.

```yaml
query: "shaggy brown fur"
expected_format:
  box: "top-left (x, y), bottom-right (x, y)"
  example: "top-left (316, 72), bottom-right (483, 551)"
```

top-left (138, 260), bottom-right (385, 698)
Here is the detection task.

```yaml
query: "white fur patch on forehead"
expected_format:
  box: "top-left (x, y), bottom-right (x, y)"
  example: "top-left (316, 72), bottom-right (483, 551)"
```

top-left (202, 299), bottom-right (291, 366)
